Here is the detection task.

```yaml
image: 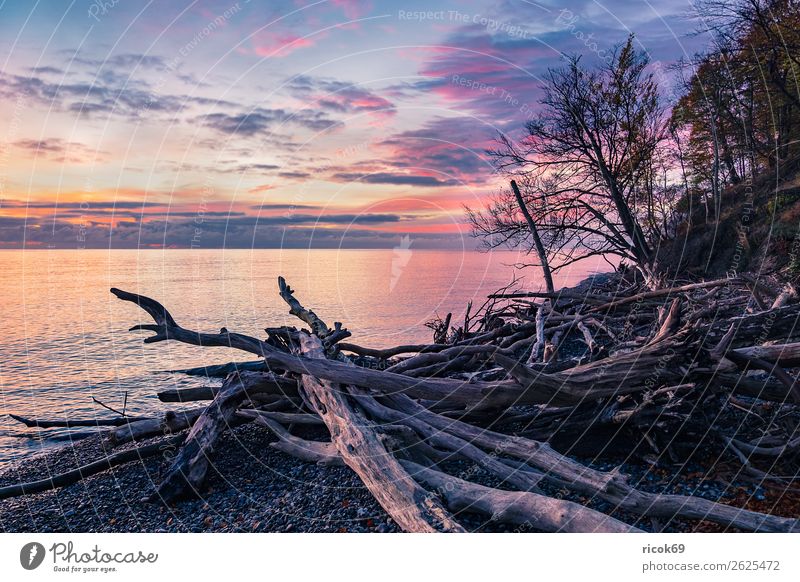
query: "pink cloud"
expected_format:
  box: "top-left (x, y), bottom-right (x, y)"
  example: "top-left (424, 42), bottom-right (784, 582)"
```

top-left (253, 32), bottom-right (316, 58)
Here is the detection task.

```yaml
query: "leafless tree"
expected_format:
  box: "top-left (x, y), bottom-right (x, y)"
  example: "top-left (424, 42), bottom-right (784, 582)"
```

top-left (471, 36), bottom-right (668, 284)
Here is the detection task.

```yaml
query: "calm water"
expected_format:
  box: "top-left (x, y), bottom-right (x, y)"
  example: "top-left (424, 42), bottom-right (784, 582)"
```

top-left (0, 249), bottom-right (602, 464)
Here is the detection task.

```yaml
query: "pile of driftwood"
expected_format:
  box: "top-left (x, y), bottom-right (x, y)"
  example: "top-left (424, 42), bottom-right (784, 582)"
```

top-left (3, 273), bottom-right (800, 532)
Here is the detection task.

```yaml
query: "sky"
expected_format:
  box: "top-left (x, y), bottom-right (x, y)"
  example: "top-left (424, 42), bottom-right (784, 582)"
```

top-left (0, 0), bottom-right (708, 249)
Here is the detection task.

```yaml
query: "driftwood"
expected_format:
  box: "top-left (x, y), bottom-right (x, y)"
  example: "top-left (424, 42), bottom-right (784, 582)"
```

top-left (401, 460), bottom-right (641, 533)
top-left (153, 372), bottom-right (263, 503)
top-left (239, 412), bottom-right (342, 466)
top-left (295, 333), bottom-right (464, 532)
top-left (0, 435), bottom-right (185, 500)
top-left (8, 414), bottom-right (141, 428)
top-left (6, 270), bottom-right (800, 533)
top-left (109, 408), bottom-right (206, 445)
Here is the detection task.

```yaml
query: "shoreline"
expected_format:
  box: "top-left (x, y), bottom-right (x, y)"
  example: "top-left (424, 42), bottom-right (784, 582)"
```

top-left (1, 271), bottom-right (612, 533)
top-left (4, 270), bottom-right (798, 532)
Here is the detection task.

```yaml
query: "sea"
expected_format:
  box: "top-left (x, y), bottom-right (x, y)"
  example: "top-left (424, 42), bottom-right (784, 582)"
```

top-left (0, 248), bottom-right (604, 465)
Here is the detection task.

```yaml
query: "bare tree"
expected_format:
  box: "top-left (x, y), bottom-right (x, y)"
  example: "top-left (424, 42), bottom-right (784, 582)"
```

top-left (475, 36), bottom-right (667, 284)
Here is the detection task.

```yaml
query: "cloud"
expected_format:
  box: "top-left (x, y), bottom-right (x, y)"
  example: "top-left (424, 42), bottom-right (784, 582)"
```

top-left (377, 117), bottom-right (498, 186)
top-left (199, 107), bottom-right (340, 136)
top-left (332, 172), bottom-right (457, 187)
top-left (0, 71), bottom-right (187, 119)
top-left (221, 163), bottom-right (282, 174)
top-left (288, 75), bottom-right (396, 118)
top-left (0, 212), bottom-right (449, 250)
top-left (331, 0), bottom-right (372, 19)
top-left (252, 32), bottom-right (317, 58)
top-left (1, 199), bottom-right (164, 210)
top-left (28, 66), bottom-right (64, 75)
top-left (13, 138), bottom-right (108, 163)
top-left (250, 203), bottom-right (320, 210)
top-left (277, 171), bottom-right (311, 179)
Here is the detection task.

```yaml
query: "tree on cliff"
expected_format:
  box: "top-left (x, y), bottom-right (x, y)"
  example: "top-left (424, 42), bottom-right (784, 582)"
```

top-left (469, 36), bottom-right (668, 284)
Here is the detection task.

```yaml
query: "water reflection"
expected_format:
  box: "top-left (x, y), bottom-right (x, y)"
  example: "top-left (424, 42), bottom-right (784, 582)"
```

top-left (0, 248), bottom-right (602, 463)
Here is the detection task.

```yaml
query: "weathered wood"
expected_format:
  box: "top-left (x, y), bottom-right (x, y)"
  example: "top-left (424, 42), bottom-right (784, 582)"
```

top-left (401, 460), bottom-right (641, 533)
top-left (156, 372), bottom-right (297, 403)
top-left (8, 413), bottom-right (141, 428)
top-left (526, 301), bottom-right (548, 365)
top-left (240, 413), bottom-right (342, 466)
top-left (771, 283), bottom-right (797, 309)
top-left (386, 344), bottom-right (495, 375)
top-left (236, 409), bottom-right (323, 426)
top-left (278, 276), bottom-right (351, 349)
top-left (588, 278), bottom-right (742, 314)
top-left (296, 333), bottom-right (465, 532)
top-left (338, 342), bottom-right (451, 358)
top-left (732, 342), bottom-right (800, 367)
top-left (0, 435), bottom-right (185, 501)
top-left (152, 373), bottom-right (260, 503)
top-left (109, 408), bottom-right (206, 445)
top-left (723, 304), bottom-right (800, 346)
top-left (387, 394), bottom-right (800, 532)
top-left (494, 336), bottom-right (685, 405)
top-left (167, 360), bottom-right (266, 377)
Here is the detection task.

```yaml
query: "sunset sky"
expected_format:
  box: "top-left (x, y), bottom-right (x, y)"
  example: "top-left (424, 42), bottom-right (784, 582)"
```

top-left (0, 0), bottom-right (707, 249)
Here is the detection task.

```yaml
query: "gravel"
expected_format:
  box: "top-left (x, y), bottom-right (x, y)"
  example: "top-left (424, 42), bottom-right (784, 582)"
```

top-left (0, 423), bottom-right (401, 533)
top-left (2, 421), bottom-right (795, 533)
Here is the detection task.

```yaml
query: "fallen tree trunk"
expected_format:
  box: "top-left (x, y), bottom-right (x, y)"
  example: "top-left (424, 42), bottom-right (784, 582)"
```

top-left (401, 460), bottom-right (641, 533)
top-left (8, 413), bottom-right (142, 428)
top-left (0, 434), bottom-right (185, 501)
top-left (157, 372), bottom-right (298, 403)
top-left (109, 408), bottom-right (206, 445)
top-left (295, 333), bottom-right (465, 532)
top-left (152, 373), bottom-right (260, 503)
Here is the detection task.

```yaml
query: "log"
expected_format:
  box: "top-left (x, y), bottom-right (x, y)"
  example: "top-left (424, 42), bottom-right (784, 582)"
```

top-left (526, 301), bottom-right (547, 365)
top-left (157, 372), bottom-right (297, 403)
top-left (236, 409), bottom-right (324, 426)
top-left (588, 278), bottom-right (742, 314)
top-left (732, 342), bottom-right (800, 367)
top-left (295, 333), bottom-right (465, 532)
top-left (157, 386), bottom-right (217, 403)
top-left (723, 304), bottom-right (800, 346)
top-left (109, 408), bottom-right (206, 445)
top-left (0, 435), bottom-right (185, 500)
top-left (167, 360), bottom-right (266, 377)
top-left (725, 350), bottom-right (800, 403)
top-left (386, 394), bottom-right (800, 532)
top-left (771, 283), bottom-right (797, 310)
top-left (239, 413), bottom-right (342, 466)
top-left (152, 373), bottom-right (260, 503)
top-left (386, 345), bottom-right (495, 375)
top-left (8, 413), bottom-right (141, 428)
top-left (730, 435), bottom-right (800, 458)
top-left (494, 337), bottom-right (685, 405)
top-left (401, 460), bottom-right (641, 533)
top-left (338, 342), bottom-right (451, 359)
